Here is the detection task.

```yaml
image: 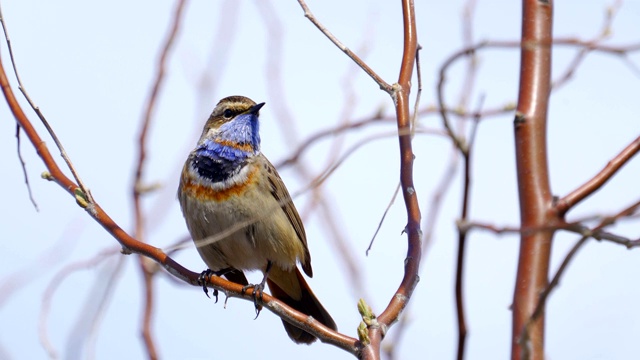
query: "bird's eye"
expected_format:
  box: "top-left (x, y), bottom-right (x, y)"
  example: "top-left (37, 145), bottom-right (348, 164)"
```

top-left (223, 109), bottom-right (234, 119)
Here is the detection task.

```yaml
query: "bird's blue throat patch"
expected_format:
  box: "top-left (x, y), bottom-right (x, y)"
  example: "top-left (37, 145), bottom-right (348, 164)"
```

top-left (217, 112), bottom-right (261, 150)
top-left (192, 139), bottom-right (253, 183)
top-left (192, 112), bottom-right (261, 183)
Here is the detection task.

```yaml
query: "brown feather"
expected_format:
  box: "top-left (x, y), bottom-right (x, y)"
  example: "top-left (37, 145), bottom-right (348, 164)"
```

top-left (266, 267), bottom-right (337, 344)
top-left (262, 155), bottom-right (313, 277)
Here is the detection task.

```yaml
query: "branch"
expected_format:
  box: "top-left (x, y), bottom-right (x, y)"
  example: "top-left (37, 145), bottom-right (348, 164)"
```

top-left (462, 215), bottom-right (640, 248)
top-left (551, 0), bottom-right (622, 89)
top-left (520, 198), bottom-right (640, 349)
top-left (555, 135), bottom-right (640, 216)
top-left (368, 41), bottom-right (423, 259)
top-left (302, 128), bottom-right (441, 198)
top-left (377, 0), bottom-right (421, 334)
top-left (297, 0), bottom-right (421, 358)
top-left (511, 1), bottom-right (555, 359)
top-left (454, 95), bottom-right (483, 360)
top-left (39, 247), bottom-right (118, 358)
top-left (132, 1), bottom-right (189, 358)
top-left (277, 103), bottom-right (515, 170)
top-left (296, 0), bottom-right (393, 93)
top-left (133, 0), bottom-right (188, 232)
top-left (0, 3), bottom-right (95, 207)
top-left (437, 36), bottom-right (640, 153)
top-left (140, 257), bottom-right (159, 360)
top-left (14, 124), bottom-right (38, 210)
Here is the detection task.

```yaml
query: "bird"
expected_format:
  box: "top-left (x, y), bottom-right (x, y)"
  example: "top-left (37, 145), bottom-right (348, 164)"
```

top-left (177, 95), bottom-right (337, 344)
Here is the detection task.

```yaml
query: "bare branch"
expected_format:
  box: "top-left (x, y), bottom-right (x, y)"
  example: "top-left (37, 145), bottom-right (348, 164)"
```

top-left (520, 198), bottom-right (640, 353)
top-left (377, 0), bottom-right (421, 334)
top-left (38, 247), bottom-right (120, 359)
top-left (366, 183), bottom-right (401, 256)
top-left (551, 0), bottom-right (622, 90)
top-left (14, 124), bottom-right (38, 210)
top-left (140, 257), bottom-right (159, 360)
top-left (259, 0), bottom-right (370, 300)
top-left (555, 135), bottom-right (640, 216)
top-left (0, 2), bottom-right (95, 207)
top-left (511, 1), bottom-right (555, 359)
top-left (133, 0), bottom-right (188, 236)
top-left (132, 2), bottom-right (188, 358)
top-left (463, 214), bottom-right (640, 247)
top-left (436, 34), bottom-right (640, 156)
top-left (454, 94), bottom-right (483, 360)
top-left (296, 0), bottom-right (393, 93)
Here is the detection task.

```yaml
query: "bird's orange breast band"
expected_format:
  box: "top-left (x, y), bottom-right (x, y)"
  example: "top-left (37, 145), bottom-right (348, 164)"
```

top-left (181, 166), bottom-right (259, 202)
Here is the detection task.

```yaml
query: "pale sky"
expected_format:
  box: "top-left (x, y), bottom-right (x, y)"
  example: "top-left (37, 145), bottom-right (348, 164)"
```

top-left (1, 1), bottom-right (639, 359)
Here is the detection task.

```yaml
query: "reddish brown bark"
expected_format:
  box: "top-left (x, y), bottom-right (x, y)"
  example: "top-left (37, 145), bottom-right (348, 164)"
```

top-left (511, 1), bottom-right (555, 359)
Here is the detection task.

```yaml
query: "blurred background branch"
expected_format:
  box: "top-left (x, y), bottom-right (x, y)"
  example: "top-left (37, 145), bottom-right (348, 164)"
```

top-left (1, 1), bottom-right (639, 360)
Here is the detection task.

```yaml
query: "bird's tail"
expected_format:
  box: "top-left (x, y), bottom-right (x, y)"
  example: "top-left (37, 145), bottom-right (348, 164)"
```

top-left (266, 267), bottom-right (337, 344)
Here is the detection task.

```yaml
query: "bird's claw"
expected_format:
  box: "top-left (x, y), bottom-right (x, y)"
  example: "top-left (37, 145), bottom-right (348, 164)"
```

top-left (241, 282), bottom-right (265, 317)
top-left (198, 269), bottom-right (219, 303)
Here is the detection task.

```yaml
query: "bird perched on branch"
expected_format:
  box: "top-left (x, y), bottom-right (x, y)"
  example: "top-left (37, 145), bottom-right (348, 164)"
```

top-left (178, 95), bottom-right (337, 344)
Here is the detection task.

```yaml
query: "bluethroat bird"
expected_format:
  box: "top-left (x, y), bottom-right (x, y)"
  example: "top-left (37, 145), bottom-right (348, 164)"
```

top-left (178, 95), bottom-right (337, 344)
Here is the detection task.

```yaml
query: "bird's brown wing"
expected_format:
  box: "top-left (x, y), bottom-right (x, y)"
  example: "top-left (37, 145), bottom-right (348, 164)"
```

top-left (261, 155), bottom-right (313, 277)
top-left (266, 267), bottom-right (337, 344)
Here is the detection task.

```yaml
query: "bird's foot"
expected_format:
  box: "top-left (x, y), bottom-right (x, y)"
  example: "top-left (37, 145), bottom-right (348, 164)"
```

top-left (198, 269), bottom-right (219, 303)
top-left (241, 261), bottom-right (272, 318)
top-left (241, 281), bottom-right (266, 318)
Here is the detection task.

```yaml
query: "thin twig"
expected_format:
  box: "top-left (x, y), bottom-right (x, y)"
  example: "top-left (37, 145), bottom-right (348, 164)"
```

top-left (565, 222), bottom-right (640, 248)
top-left (296, 0), bottom-right (393, 93)
top-left (276, 112), bottom-right (389, 168)
top-left (133, 0), bottom-right (188, 229)
top-left (519, 199), bottom-right (640, 352)
top-left (455, 94), bottom-right (484, 360)
top-left (260, 0), bottom-right (371, 299)
top-left (461, 210), bottom-right (640, 248)
top-left (143, 0), bottom-right (239, 232)
top-left (15, 124), bottom-right (38, 210)
top-left (382, 313), bottom-right (412, 360)
top-left (555, 134), bottom-right (640, 216)
top-left (306, 128), bottom-right (439, 200)
top-left (140, 257), bottom-right (158, 360)
top-left (277, 103), bottom-right (514, 170)
top-left (551, 0), bottom-right (621, 90)
top-left (0, 3), bottom-right (95, 207)
top-left (437, 35), bottom-right (640, 159)
top-left (132, 1), bottom-right (188, 359)
top-left (451, 2), bottom-right (480, 356)
top-left (437, 54), bottom-right (469, 154)
top-left (366, 183), bottom-right (401, 256)
top-left (84, 257), bottom-right (126, 360)
top-left (38, 247), bottom-right (119, 359)
top-left (411, 44), bottom-right (423, 138)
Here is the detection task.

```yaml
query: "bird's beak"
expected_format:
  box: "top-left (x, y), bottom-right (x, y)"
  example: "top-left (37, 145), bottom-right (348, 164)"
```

top-left (249, 102), bottom-right (265, 115)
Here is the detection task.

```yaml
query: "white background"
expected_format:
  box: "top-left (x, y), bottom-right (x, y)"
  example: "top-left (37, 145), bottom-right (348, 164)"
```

top-left (1, 1), bottom-right (639, 359)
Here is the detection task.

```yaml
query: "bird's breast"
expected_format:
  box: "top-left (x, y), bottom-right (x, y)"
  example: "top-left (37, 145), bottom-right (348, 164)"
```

top-left (180, 161), bottom-right (259, 202)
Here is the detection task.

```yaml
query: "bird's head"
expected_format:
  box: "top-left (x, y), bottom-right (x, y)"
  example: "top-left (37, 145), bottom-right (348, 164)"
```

top-left (199, 95), bottom-right (265, 154)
